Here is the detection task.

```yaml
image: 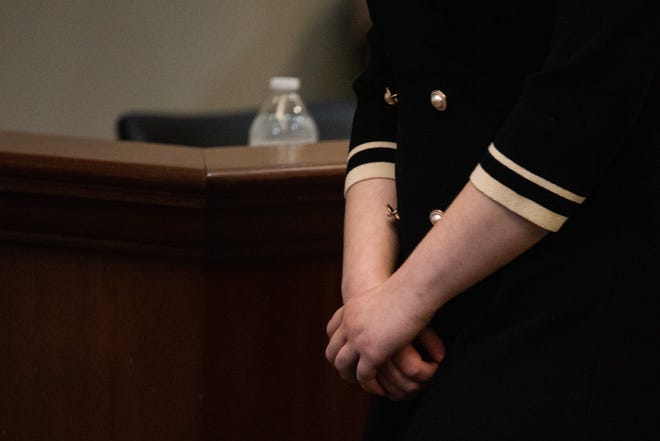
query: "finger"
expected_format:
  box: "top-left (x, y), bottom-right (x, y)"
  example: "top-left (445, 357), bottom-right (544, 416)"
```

top-left (334, 344), bottom-right (359, 384)
top-left (377, 367), bottom-right (408, 401)
top-left (391, 344), bottom-right (439, 383)
top-left (325, 307), bottom-right (344, 338)
top-left (415, 328), bottom-right (446, 364)
top-left (377, 360), bottom-right (423, 401)
top-left (356, 356), bottom-right (379, 388)
top-left (324, 327), bottom-right (346, 364)
top-left (360, 377), bottom-right (386, 397)
top-left (381, 356), bottom-right (423, 389)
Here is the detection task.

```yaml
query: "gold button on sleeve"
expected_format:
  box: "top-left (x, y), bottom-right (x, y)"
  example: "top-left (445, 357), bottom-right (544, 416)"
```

top-left (384, 87), bottom-right (399, 106)
top-left (430, 90), bottom-right (447, 111)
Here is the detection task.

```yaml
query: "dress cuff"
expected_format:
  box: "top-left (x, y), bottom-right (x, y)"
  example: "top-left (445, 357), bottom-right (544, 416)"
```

top-left (470, 143), bottom-right (586, 232)
top-left (345, 141), bottom-right (397, 195)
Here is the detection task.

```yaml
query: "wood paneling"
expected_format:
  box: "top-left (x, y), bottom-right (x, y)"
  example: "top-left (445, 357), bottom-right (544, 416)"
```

top-left (0, 246), bottom-right (205, 441)
top-left (0, 131), bottom-right (368, 441)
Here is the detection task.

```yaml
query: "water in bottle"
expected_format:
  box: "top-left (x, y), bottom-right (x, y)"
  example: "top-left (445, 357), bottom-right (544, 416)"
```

top-left (248, 77), bottom-right (319, 146)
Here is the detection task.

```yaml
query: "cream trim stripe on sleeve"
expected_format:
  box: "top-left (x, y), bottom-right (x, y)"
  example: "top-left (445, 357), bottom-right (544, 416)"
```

top-left (471, 143), bottom-right (588, 231)
top-left (345, 162), bottom-right (396, 195)
top-left (348, 141), bottom-right (397, 160)
top-left (345, 141), bottom-right (397, 195)
top-left (488, 144), bottom-right (586, 203)
top-left (470, 165), bottom-right (567, 232)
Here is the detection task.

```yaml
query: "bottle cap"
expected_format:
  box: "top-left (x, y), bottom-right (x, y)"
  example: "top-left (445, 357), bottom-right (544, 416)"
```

top-left (269, 77), bottom-right (300, 91)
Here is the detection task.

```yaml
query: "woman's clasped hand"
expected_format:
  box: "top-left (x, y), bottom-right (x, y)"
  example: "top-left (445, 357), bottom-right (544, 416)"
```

top-left (325, 279), bottom-right (446, 401)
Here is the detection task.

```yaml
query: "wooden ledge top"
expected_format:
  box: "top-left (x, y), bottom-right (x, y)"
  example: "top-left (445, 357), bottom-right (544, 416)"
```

top-left (0, 131), bottom-right (348, 258)
top-left (206, 142), bottom-right (347, 178)
top-left (0, 130), bottom-right (347, 201)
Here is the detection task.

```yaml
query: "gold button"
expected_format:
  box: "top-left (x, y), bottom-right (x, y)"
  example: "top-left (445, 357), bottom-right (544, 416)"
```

top-left (430, 90), bottom-right (447, 111)
top-left (429, 209), bottom-right (444, 225)
top-left (386, 204), bottom-right (400, 221)
top-left (384, 87), bottom-right (398, 106)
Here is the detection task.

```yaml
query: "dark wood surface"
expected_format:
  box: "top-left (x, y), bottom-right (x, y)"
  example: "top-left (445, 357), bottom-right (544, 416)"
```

top-left (0, 131), bottom-right (369, 441)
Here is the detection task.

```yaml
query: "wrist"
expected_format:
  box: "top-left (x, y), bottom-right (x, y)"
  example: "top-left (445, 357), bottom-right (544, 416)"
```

top-left (341, 272), bottom-right (389, 302)
top-left (386, 269), bottom-right (440, 328)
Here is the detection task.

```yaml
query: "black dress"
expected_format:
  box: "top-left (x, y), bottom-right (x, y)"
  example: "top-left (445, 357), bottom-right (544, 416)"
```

top-left (345, 1), bottom-right (660, 439)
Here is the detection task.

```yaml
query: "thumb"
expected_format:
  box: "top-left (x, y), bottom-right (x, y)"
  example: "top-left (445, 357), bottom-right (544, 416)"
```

top-left (415, 328), bottom-right (446, 365)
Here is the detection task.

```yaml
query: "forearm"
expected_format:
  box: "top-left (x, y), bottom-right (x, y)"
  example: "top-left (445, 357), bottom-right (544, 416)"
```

top-left (342, 178), bottom-right (399, 301)
top-left (327, 181), bottom-right (545, 390)
top-left (390, 182), bottom-right (548, 322)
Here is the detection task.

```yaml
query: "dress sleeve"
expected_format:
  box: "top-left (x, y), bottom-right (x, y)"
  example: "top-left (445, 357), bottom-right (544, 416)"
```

top-left (469, 0), bottom-right (660, 231)
top-left (345, 26), bottom-right (399, 195)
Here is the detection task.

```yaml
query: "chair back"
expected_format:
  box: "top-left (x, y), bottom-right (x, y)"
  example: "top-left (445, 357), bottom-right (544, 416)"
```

top-left (117, 100), bottom-right (355, 146)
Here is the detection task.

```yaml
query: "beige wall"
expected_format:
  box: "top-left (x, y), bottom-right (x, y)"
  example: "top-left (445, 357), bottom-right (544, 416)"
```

top-left (0, 0), bottom-right (368, 139)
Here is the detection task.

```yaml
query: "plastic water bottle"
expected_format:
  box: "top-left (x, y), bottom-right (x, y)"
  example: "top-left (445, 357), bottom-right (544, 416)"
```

top-left (248, 77), bottom-right (319, 146)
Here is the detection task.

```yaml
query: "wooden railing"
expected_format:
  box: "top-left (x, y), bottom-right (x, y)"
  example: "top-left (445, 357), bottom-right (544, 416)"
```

top-left (0, 131), bottom-right (369, 441)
